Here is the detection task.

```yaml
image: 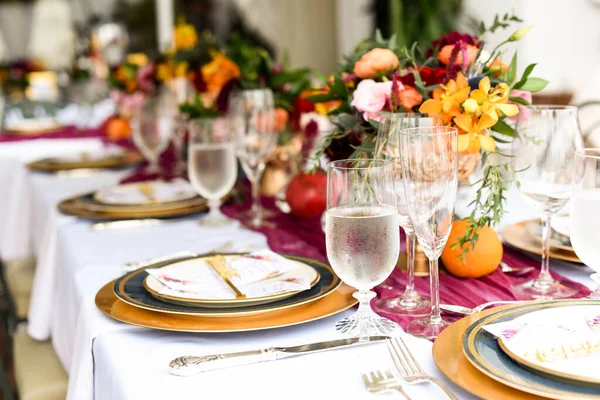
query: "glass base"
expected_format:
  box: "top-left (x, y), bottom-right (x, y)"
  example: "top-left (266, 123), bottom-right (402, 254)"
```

top-left (373, 293), bottom-right (430, 317)
top-left (406, 317), bottom-right (451, 340)
top-left (335, 312), bottom-right (397, 337)
top-left (198, 214), bottom-right (238, 228)
top-left (512, 277), bottom-right (579, 300)
top-left (236, 208), bottom-right (276, 228)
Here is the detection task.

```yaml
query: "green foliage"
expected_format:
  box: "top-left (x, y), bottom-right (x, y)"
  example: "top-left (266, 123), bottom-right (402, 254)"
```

top-left (478, 12), bottom-right (523, 34)
top-left (178, 93), bottom-right (220, 119)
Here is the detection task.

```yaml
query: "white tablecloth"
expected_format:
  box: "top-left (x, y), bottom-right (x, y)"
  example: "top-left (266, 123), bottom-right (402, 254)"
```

top-left (0, 138), bottom-right (106, 261)
top-left (11, 160), bottom-right (595, 400)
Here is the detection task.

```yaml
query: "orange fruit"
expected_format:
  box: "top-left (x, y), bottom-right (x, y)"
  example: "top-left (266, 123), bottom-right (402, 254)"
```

top-left (440, 220), bottom-right (502, 278)
top-left (106, 116), bottom-right (132, 141)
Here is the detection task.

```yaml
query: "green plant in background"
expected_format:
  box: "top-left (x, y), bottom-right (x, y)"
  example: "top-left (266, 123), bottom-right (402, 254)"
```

top-left (376, 0), bottom-right (463, 49)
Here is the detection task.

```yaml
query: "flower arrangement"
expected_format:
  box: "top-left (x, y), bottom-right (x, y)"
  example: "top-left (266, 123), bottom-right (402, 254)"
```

top-left (107, 53), bottom-right (156, 118)
top-left (310, 13), bottom-right (547, 251)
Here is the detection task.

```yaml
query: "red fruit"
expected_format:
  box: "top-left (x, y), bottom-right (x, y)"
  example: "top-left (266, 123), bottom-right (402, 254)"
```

top-left (285, 171), bottom-right (327, 219)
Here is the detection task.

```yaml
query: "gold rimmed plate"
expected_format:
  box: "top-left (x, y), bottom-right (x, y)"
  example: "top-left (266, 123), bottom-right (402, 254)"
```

top-left (114, 254), bottom-right (340, 317)
top-left (461, 300), bottom-right (600, 400)
top-left (94, 180), bottom-right (198, 206)
top-left (503, 220), bottom-right (582, 264)
top-left (58, 192), bottom-right (208, 220)
top-left (27, 151), bottom-right (144, 171)
top-left (95, 257), bottom-right (356, 333)
top-left (143, 256), bottom-right (321, 308)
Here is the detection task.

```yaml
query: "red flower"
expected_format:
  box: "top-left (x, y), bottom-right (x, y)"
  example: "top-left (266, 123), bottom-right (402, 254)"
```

top-left (190, 70), bottom-right (207, 92)
top-left (399, 67), bottom-right (446, 88)
top-left (289, 98), bottom-right (315, 131)
top-left (215, 78), bottom-right (239, 113)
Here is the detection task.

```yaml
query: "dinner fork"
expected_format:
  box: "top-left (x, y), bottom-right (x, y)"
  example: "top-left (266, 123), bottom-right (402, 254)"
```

top-left (362, 370), bottom-right (412, 399)
top-left (387, 337), bottom-right (457, 400)
top-left (440, 300), bottom-right (526, 316)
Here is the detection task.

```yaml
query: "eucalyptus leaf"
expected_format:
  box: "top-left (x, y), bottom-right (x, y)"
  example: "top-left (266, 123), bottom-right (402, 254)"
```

top-left (336, 113), bottom-right (356, 129)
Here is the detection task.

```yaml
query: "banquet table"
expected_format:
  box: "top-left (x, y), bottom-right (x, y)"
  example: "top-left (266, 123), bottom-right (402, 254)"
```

top-left (5, 146), bottom-right (595, 399)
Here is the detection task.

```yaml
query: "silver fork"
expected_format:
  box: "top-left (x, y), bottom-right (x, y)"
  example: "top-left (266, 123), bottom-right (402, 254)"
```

top-left (362, 370), bottom-right (412, 399)
top-left (387, 337), bottom-right (457, 400)
top-left (440, 300), bottom-right (525, 316)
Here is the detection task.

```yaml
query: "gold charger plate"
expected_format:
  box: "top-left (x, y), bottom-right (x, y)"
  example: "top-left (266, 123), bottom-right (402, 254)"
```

top-left (27, 151), bottom-right (144, 171)
top-left (5, 121), bottom-right (63, 136)
top-left (433, 305), bottom-right (551, 400)
top-left (503, 220), bottom-right (582, 263)
top-left (96, 280), bottom-right (356, 333)
top-left (58, 193), bottom-right (208, 220)
top-left (143, 256), bottom-right (321, 308)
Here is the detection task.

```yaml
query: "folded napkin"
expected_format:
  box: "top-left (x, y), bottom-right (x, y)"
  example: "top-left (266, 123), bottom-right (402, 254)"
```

top-left (484, 312), bottom-right (600, 363)
top-left (146, 249), bottom-right (312, 300)
top-left (94, 178), bottom-right (196, 205)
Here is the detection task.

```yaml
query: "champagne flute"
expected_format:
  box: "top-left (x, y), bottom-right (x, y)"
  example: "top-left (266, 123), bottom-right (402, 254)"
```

top-left (131, 95), bottom-right (175, 173)
top-left (325, 159), bottom-right (400, 336)
top-left (570, 149), bottom-right (600, 299)
top-left (512, 105), bottom-right (583, 299)
top-left (188, 118), bottom-right (238, 227)
top-left (229, 89), bottom-right (278, 228)
top-left (373, 113), bottom-right (441, 317)
top-left (400, 126), bottom-right (458, 339)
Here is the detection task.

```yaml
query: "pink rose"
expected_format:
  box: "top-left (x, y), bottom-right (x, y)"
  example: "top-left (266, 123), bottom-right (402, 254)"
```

top-left (350, 79), bottom-right (395, 121)
top-left (509, 89), bottom-right (532, 122)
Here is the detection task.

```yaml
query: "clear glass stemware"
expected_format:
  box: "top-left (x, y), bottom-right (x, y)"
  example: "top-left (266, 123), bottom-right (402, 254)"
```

top-left (400, 126), bottom-right (458, 339)
top-left (188, 117), bottom-right (238, 227)
top-left (570, 148), bottom-right (600, 299)
top-left (229, 89), bottom-right (278, 228)
top-left (325, 159), bottom-right (399, 336)
top-left (512, 105), bottom-right (583, 299)
top-left (373, 113), bottom-right (441, 317)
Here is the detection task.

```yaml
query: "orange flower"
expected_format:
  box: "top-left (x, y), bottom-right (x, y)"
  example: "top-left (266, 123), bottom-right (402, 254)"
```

top-left (275, 107), bottom-right (289, 132)
top-left (419, 72), bottom-right (470, 124)
top-left (398, 86), bottom-right (423, 111)
top-left (437, 44), bottom-right (478, 67)
top-left (201, 52), bottom-right (240, 96)
top-left (353, 48), bottom-right (399, 79)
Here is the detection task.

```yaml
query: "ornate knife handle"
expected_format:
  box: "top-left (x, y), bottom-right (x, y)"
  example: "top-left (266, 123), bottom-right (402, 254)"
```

top-left (168, 349), bottom-right (278, 377)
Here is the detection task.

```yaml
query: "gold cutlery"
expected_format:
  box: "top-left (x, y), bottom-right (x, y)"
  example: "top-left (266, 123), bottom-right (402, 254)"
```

top-left (387, 337), bottom-right (457, 400)
top-left (362, 370), bottom-right (412, 399)
top-left (168, 336), bottom-right (389, 376)
top-left (440, 300), bottom-right (526, 316)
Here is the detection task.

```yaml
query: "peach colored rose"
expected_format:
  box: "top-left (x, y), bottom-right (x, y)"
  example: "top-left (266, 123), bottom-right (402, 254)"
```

top-left (437, 44), bottom-right (478, 67)
top-left (350, 79), bottom-right (393, 121)
top-left (398, 86), bottom-right (423, 111)
top-left (489, 59), bottom-right (509, 77)
top-left (353, 48), bottom-right (399, 79)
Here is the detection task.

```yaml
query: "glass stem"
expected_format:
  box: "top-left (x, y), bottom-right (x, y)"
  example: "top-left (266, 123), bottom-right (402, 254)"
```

top-left (405, 232), bottom-right (416, 291)
top-left (251, 178), bottom-right (262, 225)
top-left (353, 291), bottom-right (377, 316)
top-left (208, 199), bottom-right (222, 218)
top-left (539, 214), bottom-right (553, 283)
top-left (429, 258), bottom-right (442, 325)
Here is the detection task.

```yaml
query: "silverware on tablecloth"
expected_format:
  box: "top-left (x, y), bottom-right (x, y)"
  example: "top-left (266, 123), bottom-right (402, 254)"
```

top-left (362, 369), bottom-right (412, 399)
top-left (168, 336), bottom-right (389, 377)
top-left (499, 261), bottom-right (534, 276)
top-left (440, 300), bottom-right (525, 316)
top-left (387, 336), bottom-right (457, 400)
top-left (121, 241), bottom-right (235, 274)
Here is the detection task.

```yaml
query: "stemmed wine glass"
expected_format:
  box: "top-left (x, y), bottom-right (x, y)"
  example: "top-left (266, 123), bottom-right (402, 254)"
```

top-left (229, 89), bottom-right (278, 228)
top-left (188, 118), bottom-right (238, 227)
top-left (512, 105), bottom-right (583, 299)
top-left (325, 159), bottom-right (400, 336)
top-left (400, 126), bottom-right (458, 339)
top-left (131, 95), bottom-right (175, 173)
top-left (373, 113), bottom-right (441, 317)
top-left (570, 149), bottom-right (600, 299)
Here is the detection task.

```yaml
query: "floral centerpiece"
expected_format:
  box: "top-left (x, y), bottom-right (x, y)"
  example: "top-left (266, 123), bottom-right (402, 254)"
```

top-left (107, 53), bottom-right (156, 118)
top-left (310, 13), bottom-right (547, 251)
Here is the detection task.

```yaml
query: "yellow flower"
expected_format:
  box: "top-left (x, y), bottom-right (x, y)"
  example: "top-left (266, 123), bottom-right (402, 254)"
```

top-left (419, 73), bottom-right (470, 124)
top-left (173, 21), bottom-right (198, 51)
top-left (469, 77), bottom-right (519, 125)
top-left (454, 114), bottom-right (497, 153)
top-left (126, 53), bottom-right (148, 67)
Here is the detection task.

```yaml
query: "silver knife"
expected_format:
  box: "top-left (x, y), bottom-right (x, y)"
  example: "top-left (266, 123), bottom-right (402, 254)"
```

top-left (168, 336), bottom-right (389, 377)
